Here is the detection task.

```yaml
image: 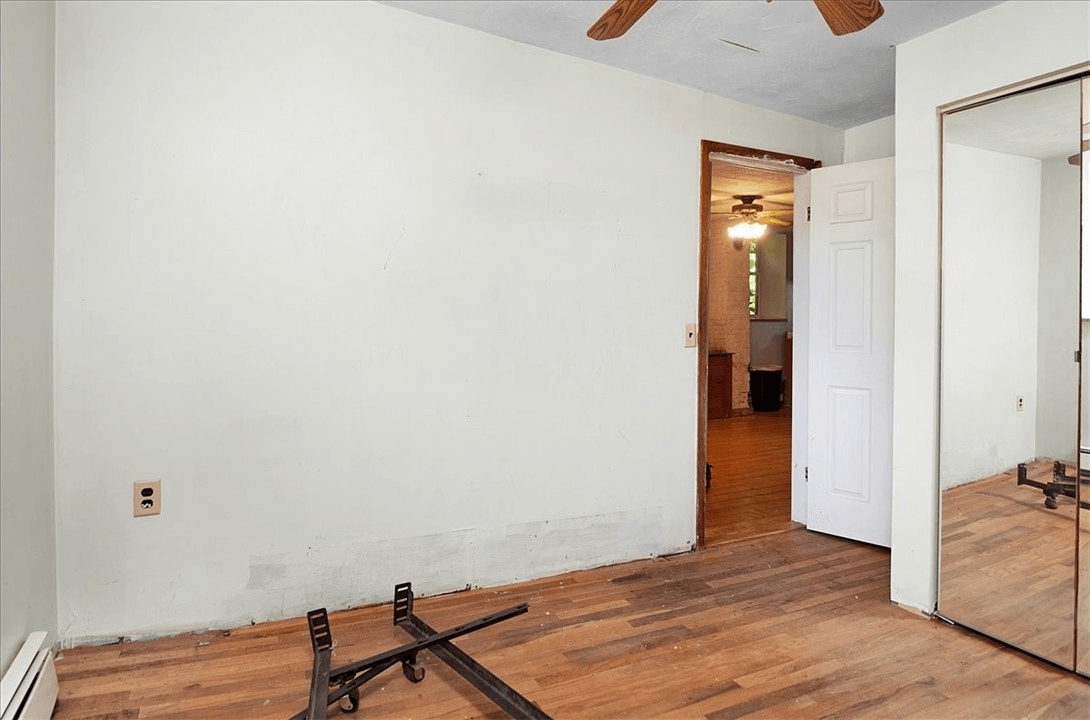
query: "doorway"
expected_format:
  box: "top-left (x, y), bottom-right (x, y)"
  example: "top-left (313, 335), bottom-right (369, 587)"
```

top-left (696, 141), bottom-right (820, 547)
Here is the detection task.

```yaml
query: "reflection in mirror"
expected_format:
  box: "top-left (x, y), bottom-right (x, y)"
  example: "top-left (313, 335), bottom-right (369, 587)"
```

top-left (938, 78), bottom-right (1082, 670)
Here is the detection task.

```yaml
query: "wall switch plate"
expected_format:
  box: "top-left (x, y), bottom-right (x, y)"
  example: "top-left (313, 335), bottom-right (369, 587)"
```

top-left (134, 480), bottom-right (161, 517)
top-left (685, 323), bottom-right (697, 348)
top-left (1016, 395), bottom-right (1024, 412)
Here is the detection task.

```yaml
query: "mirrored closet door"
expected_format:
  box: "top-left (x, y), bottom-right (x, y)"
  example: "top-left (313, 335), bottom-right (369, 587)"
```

top-left (1078, 75), bottom-right (1089, 677)
top-left (937, 73), bottom-right (1087, 673)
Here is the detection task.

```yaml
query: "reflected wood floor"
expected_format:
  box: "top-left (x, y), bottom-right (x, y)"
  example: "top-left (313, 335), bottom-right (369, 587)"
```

top-left (52, 529), bottom-right (1088, 720)
top-left (940, 460), bottom-right (1083, 669)
top-left (1082, 502), bottom-right (1090, 673)
top-left (705, 409), bottom-right (795, 546)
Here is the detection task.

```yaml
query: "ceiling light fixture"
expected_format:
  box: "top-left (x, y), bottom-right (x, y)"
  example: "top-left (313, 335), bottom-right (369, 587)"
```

top-left (726, 194), bottom-right (768, 249)
top-left (728, 220), bottom-right (767, 241)
top-left (728, 220), bottom-right (766, 251)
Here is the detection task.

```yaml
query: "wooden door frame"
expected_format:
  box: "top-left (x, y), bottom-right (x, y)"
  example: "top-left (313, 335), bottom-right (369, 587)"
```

top-left (696, 140), bottom-right (821, 548)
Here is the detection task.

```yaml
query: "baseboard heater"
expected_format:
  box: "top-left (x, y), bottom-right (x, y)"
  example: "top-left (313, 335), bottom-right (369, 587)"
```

top-left (0, 632), bottom-right (58, 720)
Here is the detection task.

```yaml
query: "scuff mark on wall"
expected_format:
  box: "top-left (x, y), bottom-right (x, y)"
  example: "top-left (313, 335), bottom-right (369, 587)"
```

top-left (57, 509), bottom-right (674, 647)
top-left (383, 226), bottom-right (403, 271)
top-left (472, 507), bottom-right (665, 588)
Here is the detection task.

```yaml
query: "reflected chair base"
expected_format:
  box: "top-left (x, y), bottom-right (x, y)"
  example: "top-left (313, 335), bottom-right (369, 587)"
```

top-left (1016, 461), bottom-right (1090, 511)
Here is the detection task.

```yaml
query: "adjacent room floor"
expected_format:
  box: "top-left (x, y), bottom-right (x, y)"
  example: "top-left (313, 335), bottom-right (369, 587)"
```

top-left (52, 528), bottom-right (1087, 719)
top-left (705, 408), bottom-right (794, 546)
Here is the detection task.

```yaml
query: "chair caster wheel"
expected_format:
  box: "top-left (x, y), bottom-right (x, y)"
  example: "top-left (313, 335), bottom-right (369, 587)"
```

top-left (339, 688), bottom-right (360, 713)
top-left (403, 660), bottom-right (426, 683)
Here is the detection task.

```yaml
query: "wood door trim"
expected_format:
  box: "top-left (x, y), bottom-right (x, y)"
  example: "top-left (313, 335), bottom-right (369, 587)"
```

top-left (704, 140), bottom-right (823, 171)
top-left (696, 139), bottom-right (818, 549)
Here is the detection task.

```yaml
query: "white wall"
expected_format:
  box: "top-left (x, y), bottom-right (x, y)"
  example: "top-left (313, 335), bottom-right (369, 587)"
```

top-left (1083, 322), bottom-right (1090, 436)
top-left (53, 0), bottom-right (844, 643)
top-left (1085, 119), bottom-right (1090, 440)
top-left (751, 232), bottom-right (789, 369)
top-left (1035, 156), bottom-right (1081, 462)
top-left (755, 232), bottom-right (788, 320)
top-left (844, 116), bottom-right (894, 164)
top-left (939, 144), bottom-right (1040, 490)
top-left (892, 0), bottom-right (1089, 612)
top-left (750, 322), bottom-right (786, 368)
top-left (0, 0), bottom-right (58, 670)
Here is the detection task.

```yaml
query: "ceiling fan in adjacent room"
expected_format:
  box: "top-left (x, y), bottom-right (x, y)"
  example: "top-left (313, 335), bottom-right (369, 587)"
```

top-left (713, 195), bottom-right (791, 250)
top-left (587, 0), bottom-right (885, 40)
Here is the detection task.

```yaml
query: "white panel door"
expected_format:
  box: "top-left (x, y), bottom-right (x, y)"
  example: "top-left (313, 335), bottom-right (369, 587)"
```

top-left (807, 157), bottom-right (895, 547)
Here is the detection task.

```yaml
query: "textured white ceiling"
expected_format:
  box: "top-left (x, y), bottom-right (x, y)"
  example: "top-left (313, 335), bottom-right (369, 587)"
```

top-left (377, 0), bottom-right (1003, 129)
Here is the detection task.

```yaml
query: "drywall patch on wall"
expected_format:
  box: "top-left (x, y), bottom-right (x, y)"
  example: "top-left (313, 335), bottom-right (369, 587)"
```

top-left (246, 555), bottom-right (289, 590)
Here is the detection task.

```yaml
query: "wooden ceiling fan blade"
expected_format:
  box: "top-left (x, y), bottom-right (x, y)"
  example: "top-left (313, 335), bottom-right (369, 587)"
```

top-left (587, 0), bottom-right (658, 41)
top-left (812, 0), bottom-right (884, 36)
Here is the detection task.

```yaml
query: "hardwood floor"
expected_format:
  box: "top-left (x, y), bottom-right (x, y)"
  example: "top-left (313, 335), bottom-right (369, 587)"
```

top-left (52, 529), bottom-right (1088, 719)
top-left (705, 409), bottom-right (794, 546)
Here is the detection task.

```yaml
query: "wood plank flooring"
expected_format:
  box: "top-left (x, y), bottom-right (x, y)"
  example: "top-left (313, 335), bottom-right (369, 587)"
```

top-left (52, 529), bottom-right (1088, 719)
top-left (705, 410), bottom-right (794, 546)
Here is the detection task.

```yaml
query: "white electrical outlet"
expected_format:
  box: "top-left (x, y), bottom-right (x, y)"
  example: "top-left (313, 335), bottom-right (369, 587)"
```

top-left (1016, 395), bottom-right (1024, 412)
top-left (134, 480), bottom-right (161, 517)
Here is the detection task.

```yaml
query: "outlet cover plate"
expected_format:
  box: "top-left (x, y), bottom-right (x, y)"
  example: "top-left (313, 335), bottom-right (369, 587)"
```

top-left (134, 480), bottom-right (161, 517)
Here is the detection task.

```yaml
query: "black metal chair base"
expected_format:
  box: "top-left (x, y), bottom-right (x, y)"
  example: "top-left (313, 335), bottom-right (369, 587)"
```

top-left (1016, 461), bottom-right (1089, 511)
top-left (292, 583), bottom-right (550, 720)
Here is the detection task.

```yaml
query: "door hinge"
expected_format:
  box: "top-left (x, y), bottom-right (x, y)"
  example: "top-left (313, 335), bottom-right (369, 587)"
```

top-left (807, 206), bottom-right (811, 222)
top-left (1076, 350), bottom-right (1081, 363)
top-left (805, 466), bottom-right (809, 481)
